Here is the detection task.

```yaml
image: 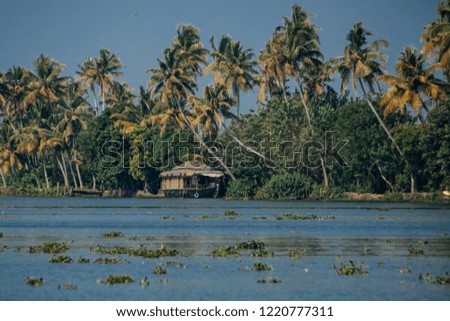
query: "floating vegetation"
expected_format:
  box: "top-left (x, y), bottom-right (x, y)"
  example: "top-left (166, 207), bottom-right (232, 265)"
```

top-left (98, 275), bottom-right (135, 285)
top-left (288, 249), bottom-right (306, 260)
top-left (103, 231), bottom-right (124, 238)
top-left (334, 260), bottom-right (368, 276)
top-left (153, 266), bottom-right (167, 275)
top-left (250, 249), bottom-right (274, 257)
top-left (419, 272), bottom-right (450, 285)
top-left (128, 236), bottom-right (141, 241)
top-left (140, 277), bottom-right (150, 287)
top-left (398, 268), bottom-right (411, 274)
top-left (257, 278), bottom-right (282, 284)
top-left (237, 240), bottom-right (266, 250)
top-left (90, 245), bottom-right (178, 258)
top-left (163, 261), bottom-right (186, 268)
top-left (156, 278), bottom-right (170, 286)
top-left (377, 262), bottom-right (384, 267)
top-left (0, 245), bottom-right (9, 252)
top-left (419, 273), bottom-right (432, 282)
top-left (222, 210), bottom-right (243, 218)
top-left (29, 242), bottom-right (70, 254)
top-left (76, 257), bottom-right (90, 264)
top-left (49, 255), bottom-right (73, 264)
top-left (211, 246), bottom-right (240, 257)
top-left (160, 216), bottom-right (175, 220)
top-left (0, 232), bottom-right (3, 238)
top-left (146, 236), bottom-right (156, 241)
top-left (251, 216), bottom-right (268, 220)
top-left (58, 283), bottom-right (77, 290)
top-left (252, 262), bottom-right (273, 271)
top-left (409, 241), bottom-right (425, 256)
top-left (275, 213), bottom-right (318, 220)
top-left (94, 257), bottom-right (123, 264)
top-left (26, 277), bottom-right (44, 286)
top-left (200, 215), bottom-right (216, 220)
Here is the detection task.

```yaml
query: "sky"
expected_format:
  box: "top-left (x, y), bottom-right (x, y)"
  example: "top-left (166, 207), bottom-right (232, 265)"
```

top-left (0, 0), bottom-right (437, 114)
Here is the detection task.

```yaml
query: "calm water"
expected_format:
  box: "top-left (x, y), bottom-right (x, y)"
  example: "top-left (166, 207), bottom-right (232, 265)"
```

top-left (0, 197), bottom-right (449, 300)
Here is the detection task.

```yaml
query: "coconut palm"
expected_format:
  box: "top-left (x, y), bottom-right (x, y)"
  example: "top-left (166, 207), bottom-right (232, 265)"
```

top-left (206, 35), bottom-right (258, 117)
top-left (378, 47), bottom-right (447, 122)
top-left (421, 0), bottom-right (450, 80)
top-left (77, 58), bottom-right (98, 113)
top-left (329, 22), bottom-right (403, 156)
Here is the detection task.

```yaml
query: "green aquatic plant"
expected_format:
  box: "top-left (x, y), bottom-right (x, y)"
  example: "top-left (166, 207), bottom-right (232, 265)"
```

top-left (160, 216), bottom-right (175, 220)
top-left (200, 215), bottom-right (216, 220)
top-left (103, 231), bottom-right (124, 238)
top-left (253, 262), bottom-right (273, 271)
top-left (222, 210), bottom-right (243, 218)
top-left (0, 232), bottom-right (3, 238)
top-left (26, 277), bottom-right (44, 286)
top-left (251, 216), bottom-right (268, 220)
top-left (146, 236), bottom-right (157, 241)
top-left (140, 277), bottom-right (150, 287)
top-left (98, 275), bottom-right (135, 284)
top-left (29, 242), bottom-right (70, 254)
top-left (156, 278), bottom-right (170, 285)
top-left (398, 268), bottom-right (412, 274)
top-left (257, 278), bottom-right (282, 284)
top-left (163, 261), bottom-right (186, 268)
top-left (334, 259), bottom-right (368, 276)
top-left (90, 245), bottom-right (179, 258)
top-left (49, 255), bottom-right (73, 264)
top-left (58, 283), bottom-right (77, 290)
top-left (434, 274), bottom-right (450, 285)
top-left (275, 213), bottom-right (318, 220)
top-left (288, 249), bottom-right (306, 260)
top-left (212, 246), bottom-right (240, 257)
top-left (237, 240), bottom-right (265, 250)
top-left (153, 266), bottom-right (167, 275)
top-left (94, 257), bottom-right (123, 264)
top-left (128, 236), bottom-right (141, 241)
top-left (408, 242), bottom-right (425, 256)
top-left (250, 249), bottom-right (274, 257)
top-left (76, 257), bottom-right (90, 264)
top-left (377, 261), bottom-right (384, 267)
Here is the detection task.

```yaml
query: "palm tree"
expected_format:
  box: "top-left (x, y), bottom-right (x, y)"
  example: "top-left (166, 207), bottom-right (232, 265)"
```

top-left (148, 42), bottom-right (236, 180)
top-left (206, 35), bottom-right (258, 117)
top-left (77, 58), bottom-right (98, 114)
top-left (329, 22), bottom-right (403, 156)
top-left (421, 0), bottom-right (450, 81)
top-left (378, 47), bottom-right (447, 122)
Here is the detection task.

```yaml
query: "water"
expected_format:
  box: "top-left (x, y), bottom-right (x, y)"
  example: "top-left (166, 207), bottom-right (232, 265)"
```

top-left (0, 197), bottom-right (449, 300)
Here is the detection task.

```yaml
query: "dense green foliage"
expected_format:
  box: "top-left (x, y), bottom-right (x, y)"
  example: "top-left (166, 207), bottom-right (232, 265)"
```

top-left (0, 3), bottom-right (449, 198)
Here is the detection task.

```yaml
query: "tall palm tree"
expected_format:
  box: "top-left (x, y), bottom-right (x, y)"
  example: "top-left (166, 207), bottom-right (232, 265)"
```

top-left (378, 47), bottom-right (447, 122)
top-left (329, 22), bottom-right (402, 156)
top-left (25, 55), bottom-right (68, 115)
top-left (77, 58), bottom-right (98, 113)
top-left (148, 42), bottom-right (236, 180)
top-left (206, 35), bottom-right (258, 117)
top-left (421, 0), bottom-right (450, 81)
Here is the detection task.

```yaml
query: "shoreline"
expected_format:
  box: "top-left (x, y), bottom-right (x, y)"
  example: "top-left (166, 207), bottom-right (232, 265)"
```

top-left (0, 187), bottom-right (449, 203)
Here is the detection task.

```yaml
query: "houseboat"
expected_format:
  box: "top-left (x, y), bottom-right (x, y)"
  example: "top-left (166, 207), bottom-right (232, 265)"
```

top-left (160, 160), bottom-right (224, 198)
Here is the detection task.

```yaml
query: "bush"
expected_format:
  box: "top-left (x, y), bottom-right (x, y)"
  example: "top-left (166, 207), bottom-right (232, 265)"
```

top-left (226, 179), bottom-right (256, 199)
top-left (254, 173), bottom-right (312, 200)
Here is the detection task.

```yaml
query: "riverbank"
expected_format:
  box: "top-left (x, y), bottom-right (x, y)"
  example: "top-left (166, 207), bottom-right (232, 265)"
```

top-left (0, 187), bottom-right (449, 203)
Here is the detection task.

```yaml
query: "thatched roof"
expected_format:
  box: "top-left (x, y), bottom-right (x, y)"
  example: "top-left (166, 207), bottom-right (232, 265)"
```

top-left (160, 160), bottom-right (224, 178)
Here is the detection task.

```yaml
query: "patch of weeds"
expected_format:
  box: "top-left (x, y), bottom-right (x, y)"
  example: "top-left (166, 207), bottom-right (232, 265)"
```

top-left (199, 215), bottom-right (216, 220)
top-left (253, 262), bottom-right (273, 271)
top-left (163, 261), bottom-right (185, 268)
top-left (58, 283), bottom-right (77, 290)
top-left (251, 216), bottom-right (268, 220)
top-left (26, 277), bottom-right (44, 286)
top-left (288, 249), bottom-right (306, 260)
top-left (222, 210), bottom-right (243, 218)
top-left (140, 277), bottom-right (150, 287)
top-left (128, 236), bottom-right (141, 241)
top-left (76, 257), bottom-right (90, 264)
top-left (377, 262), bottom-right (384, 267)
top-left (275, 213), bottom-right (318, 220)
top-left (160, 216), bottom-right (175, 220)
top-left (98, 275), bottom-right (135, 285)
top-left (90, 245), bottom-right (178, 258)
top-left (153, 266), bottom-right (167, 275)
top-left (257, 278), bottom-right (282, 284)
top-left (211, 246), bottom-right (240, 257)
top-left (409, 241), bottom-right (425, 256)
top-left (434, 273), bottom-right (450, 285)
top-left (237, 240), bottom-right (265, 250)
top-left (398, 268), bottom-right (411, 274)
top-left (146, 236), bottom-right (156, 241)
top-left (94, 257), bottom-right (123, 264)
top-left (29, 242), bottom-right (70, 254)
top-left (250, 249), bottom-right (274, 257)
top-left (0, 245), bottom-right (9, 252)
top-left (419, 273), bottom-right (432, 282)
top-left (0, 232), bottom-right (3, 238)
top-left (49, 255), bottom-right (73, 264)
top-left (334, 259), bottom-right (368, 276)
top-left (103, 231), bottom-right (124, 238)
top-left (155, 278), bottom-right (170, 285)
top-left (377, 216), bottom-right (385, 220)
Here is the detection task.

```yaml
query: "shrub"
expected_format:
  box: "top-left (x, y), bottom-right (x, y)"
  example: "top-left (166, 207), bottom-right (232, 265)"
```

top-left (226, 179), bottom-right (256, 199)
top-left (254, 173), bottom-right (312, 200)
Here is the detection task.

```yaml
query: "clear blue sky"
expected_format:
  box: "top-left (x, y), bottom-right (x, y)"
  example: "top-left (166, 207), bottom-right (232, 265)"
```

top-left (0, 0), bottom-right (437, 113)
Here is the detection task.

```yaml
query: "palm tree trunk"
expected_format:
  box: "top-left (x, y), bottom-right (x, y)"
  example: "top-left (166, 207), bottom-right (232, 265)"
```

top-left (176, 103), bottom-right (236, 180)
top-left (0, 168), bottom-right (7, 188)
top-left (410, 173), bottom-right (416, 194)
top-left (69, 162), bottom-right (79, 189)
top-left (358, 79), bottom-right (403, 156)
top-left (43, 164), bottom-right (50, 189)
top-left (92, 174), bottom-right (97, 190)
top-left (58, 151), bottom-right (70, 187)
top-left (33, 169), bottom-right (42, 190)
top-left (76, 164), bottom-right (84, 189)
top-left (92, 86), bottom-right (99, 116)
